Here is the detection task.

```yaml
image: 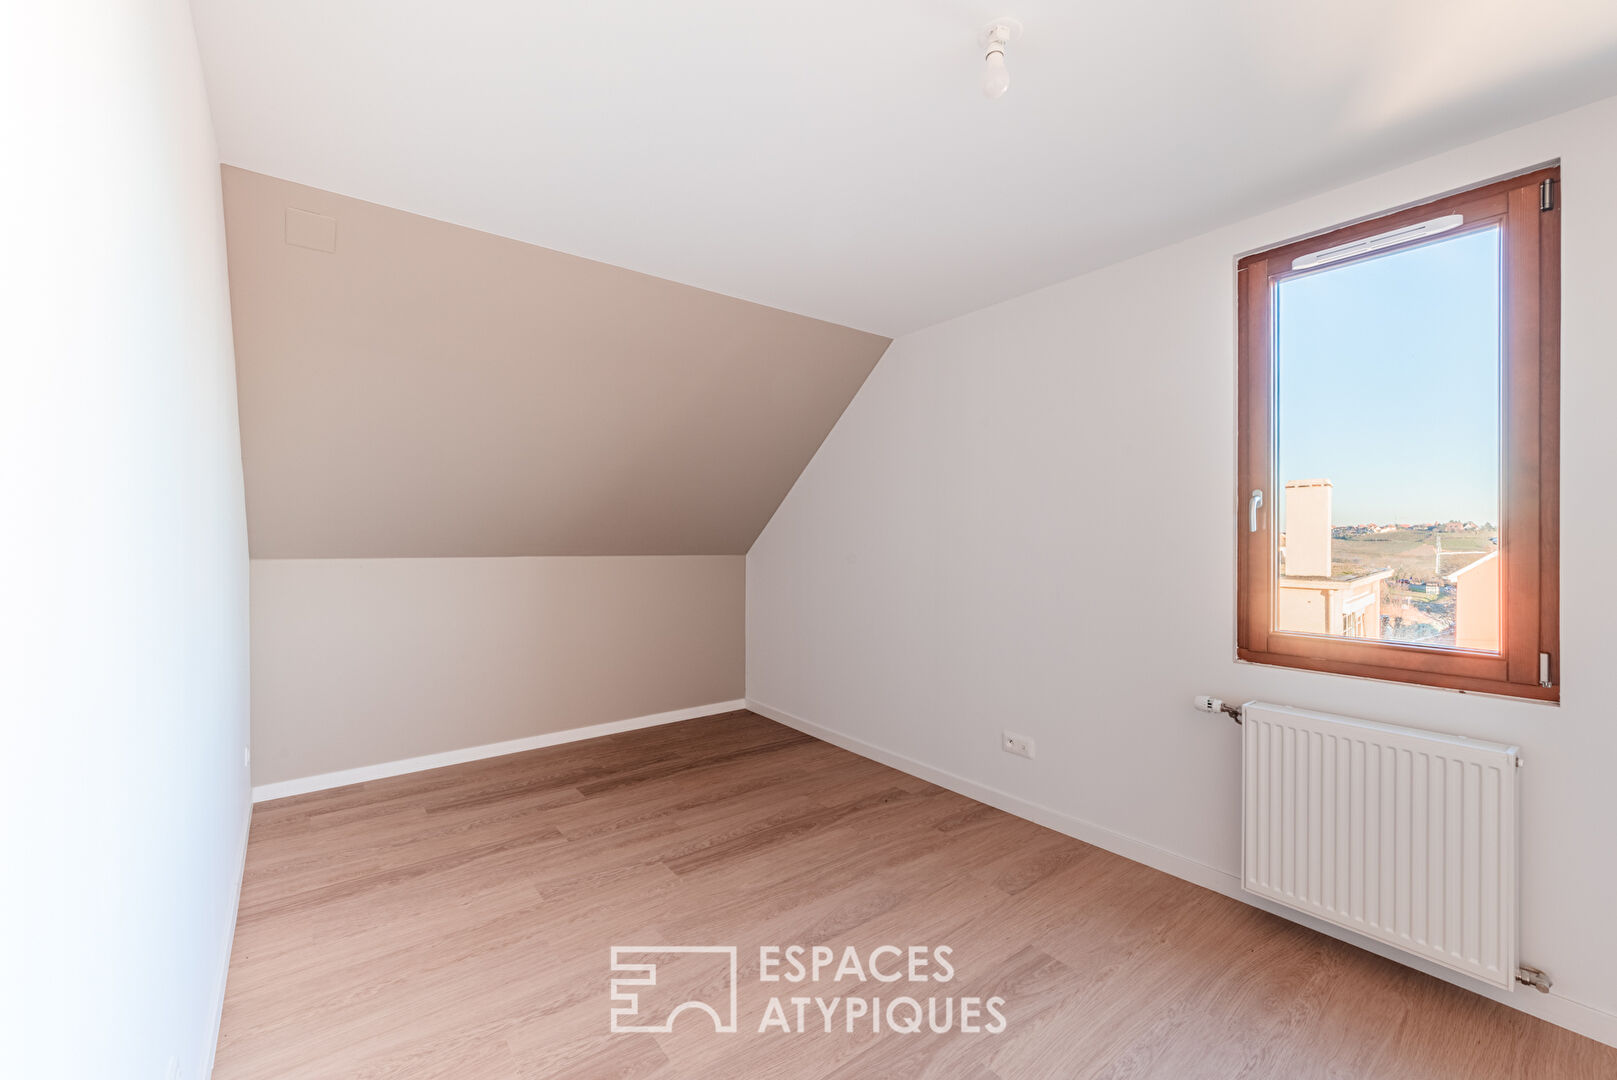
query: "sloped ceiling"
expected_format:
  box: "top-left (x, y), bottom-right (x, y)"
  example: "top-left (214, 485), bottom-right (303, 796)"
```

top-left (223, 167), bottom-right (889, 558)
top-left (192, 1), bottom-right (1617, 335)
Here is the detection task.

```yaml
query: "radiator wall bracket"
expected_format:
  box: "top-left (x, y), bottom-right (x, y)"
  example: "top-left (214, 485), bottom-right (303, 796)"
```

top-left (1517, 965), bottom-right (1552, 993)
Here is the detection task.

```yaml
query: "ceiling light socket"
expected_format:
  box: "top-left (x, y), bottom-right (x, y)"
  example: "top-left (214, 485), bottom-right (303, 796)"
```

top-left (980, 18), bottom-right (1022, 100)
top-left (980, 17), bottom-right (1023, 50)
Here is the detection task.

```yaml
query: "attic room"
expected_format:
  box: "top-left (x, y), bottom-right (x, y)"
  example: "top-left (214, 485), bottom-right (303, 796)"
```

top-left (5, 2), bottom-right (1617, 1077)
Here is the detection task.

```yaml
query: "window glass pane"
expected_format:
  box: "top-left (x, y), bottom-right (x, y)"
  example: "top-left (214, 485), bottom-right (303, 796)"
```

top-left (1273, 226), bottom-right (1501, 651)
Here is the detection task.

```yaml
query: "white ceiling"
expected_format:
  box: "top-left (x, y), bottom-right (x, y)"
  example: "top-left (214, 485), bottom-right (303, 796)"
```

top-left (191, 0), bottom-right (1617, 336)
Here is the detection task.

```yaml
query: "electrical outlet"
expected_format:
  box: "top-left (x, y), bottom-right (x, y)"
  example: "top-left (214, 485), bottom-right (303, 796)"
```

top-left (244, 746), bottom-right (252, 768)
top-left (1002, 731), bottom-right (1034, 759)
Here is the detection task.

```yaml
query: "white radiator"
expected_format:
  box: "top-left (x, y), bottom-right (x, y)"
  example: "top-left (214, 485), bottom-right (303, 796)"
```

top-left (1241, 702), bottom-right (1521, 989)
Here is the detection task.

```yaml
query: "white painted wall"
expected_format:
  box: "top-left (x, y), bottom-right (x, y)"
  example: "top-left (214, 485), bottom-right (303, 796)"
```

top-left (250, 556), bottom-right (745, 789)
top-left (0, 2), bottom-right (251, 1077)
top-left (748, 95), bottom-right (1617, 1044)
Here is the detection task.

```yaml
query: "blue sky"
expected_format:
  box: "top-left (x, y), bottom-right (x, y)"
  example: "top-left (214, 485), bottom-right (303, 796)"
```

top-left (1276, 226), bottom-right (1501, 526)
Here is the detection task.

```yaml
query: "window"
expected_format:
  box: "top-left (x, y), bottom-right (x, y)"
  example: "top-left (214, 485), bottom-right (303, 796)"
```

top-left (1237, 167), bottom-right (1559, 700)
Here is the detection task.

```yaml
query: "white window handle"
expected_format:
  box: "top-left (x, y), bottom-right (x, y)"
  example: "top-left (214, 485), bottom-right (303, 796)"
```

top-left (1250, 489), bottom-right (1264, 533)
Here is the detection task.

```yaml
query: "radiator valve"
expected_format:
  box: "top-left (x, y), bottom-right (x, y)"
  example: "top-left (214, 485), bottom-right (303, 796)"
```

top-left (1193, 696), bottom-right (1244, 724)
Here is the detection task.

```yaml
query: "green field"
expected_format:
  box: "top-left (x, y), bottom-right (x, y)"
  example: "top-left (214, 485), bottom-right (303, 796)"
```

top-left (1331, 528), bottom-right (1494, 584)
top-left (1321, 528), bottom-right (1495, 646)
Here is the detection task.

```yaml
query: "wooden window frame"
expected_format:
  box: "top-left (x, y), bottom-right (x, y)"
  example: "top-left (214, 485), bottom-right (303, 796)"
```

top-left (1237, 167), bottom-right (1560, 702)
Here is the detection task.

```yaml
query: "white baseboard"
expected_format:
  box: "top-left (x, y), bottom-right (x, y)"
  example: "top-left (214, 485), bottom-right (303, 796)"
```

top-left (745, 697), bottom-right (1617, 1050)
top-left (205, 797), bottom-right (252, 1077)
top-left (250, 700), bottom-right (747, 803)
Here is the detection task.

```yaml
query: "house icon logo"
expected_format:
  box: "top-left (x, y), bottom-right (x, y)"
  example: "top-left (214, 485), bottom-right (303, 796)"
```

top-left (609, 946), bottom-right (739, 1034)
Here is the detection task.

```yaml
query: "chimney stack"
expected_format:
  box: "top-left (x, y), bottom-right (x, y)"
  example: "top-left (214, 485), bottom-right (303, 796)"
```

top-left (1284, 479), bottom-right (1333, 577)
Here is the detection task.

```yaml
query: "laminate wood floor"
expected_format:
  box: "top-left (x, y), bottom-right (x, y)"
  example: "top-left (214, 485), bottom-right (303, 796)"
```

top-left (216, 710), bottom-right (1617, 1079)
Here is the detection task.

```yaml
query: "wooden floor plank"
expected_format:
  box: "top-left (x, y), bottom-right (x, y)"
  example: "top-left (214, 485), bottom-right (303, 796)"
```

top-left (215, 711), bottom-right (1617, 1079)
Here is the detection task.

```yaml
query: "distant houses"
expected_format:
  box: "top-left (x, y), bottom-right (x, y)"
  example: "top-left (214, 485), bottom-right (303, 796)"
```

top-left (1331, 519), bottom-right (1488, 538)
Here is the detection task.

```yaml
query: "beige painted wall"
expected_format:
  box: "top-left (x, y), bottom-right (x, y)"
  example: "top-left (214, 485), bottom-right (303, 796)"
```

top-left (1276, 584), bottom-right (1330, 635)
top-left (250, 556), bottom-right (742, 785)
top-left (222, 166), bottom-right (888, 559)
top-left (225, 166), bottom-right (855, 790)
top-left (1454, 552), bottom-right (1501, 652)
